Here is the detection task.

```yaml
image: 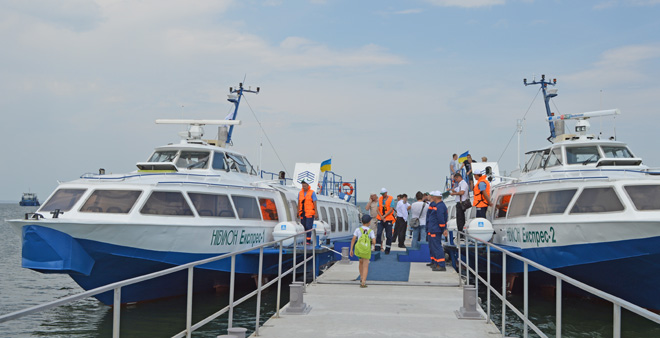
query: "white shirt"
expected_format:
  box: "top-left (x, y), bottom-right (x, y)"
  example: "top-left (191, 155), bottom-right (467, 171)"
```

top-left (409, 201), bottom-right (429, 225)
top-left (396, 200), bottom-right (410, 220)
top-left (353, 225), bottom-right (376, 239)
top-left (454, 180), bottom-right (469, 202)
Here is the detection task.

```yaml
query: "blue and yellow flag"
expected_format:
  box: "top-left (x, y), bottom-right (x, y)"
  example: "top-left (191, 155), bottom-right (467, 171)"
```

top-left (320, 158), bottom-right (332, 172)
top-left (458, 151), bottom-right (469, 164)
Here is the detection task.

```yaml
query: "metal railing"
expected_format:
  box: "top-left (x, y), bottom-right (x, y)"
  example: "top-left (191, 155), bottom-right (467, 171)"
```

top-left (0, 229), bottom-right (320, 338)
top-left (455, 231), bottom-right (660, 338)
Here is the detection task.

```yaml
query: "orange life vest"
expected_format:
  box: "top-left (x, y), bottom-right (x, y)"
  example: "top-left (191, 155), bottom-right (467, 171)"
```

top-left (298, 189), bottom-right (316, 218)
top-left (473, 175), bottom-right (491, 208)
top-left (377, 195), bottom-right (395, 222)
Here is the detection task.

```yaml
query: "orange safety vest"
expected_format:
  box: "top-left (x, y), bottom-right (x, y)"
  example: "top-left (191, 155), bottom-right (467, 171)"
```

top-left (377, 195), bottom-right (395, 222)
top-left (473, 175), bottom-right (491, 208)
top-left (298, 189), bottom-right (316, 218)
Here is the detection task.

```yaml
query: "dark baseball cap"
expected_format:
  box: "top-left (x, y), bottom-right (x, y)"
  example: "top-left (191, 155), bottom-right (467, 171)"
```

top-left (361, 214), bottom-right (372, 224)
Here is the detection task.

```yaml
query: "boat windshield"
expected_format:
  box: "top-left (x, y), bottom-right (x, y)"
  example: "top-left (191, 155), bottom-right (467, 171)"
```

top-left (176, 151), bottom-right (210, 169)
top-left (566, 146), bottom-right (601, 165)
top-left (601, 146), bottom-right (634, 159)
top-left (148, 151), bottom-right (178, 163)
top-left (226, 153), bottom-right (248, 173)
top-left (40, 189), bottom-right (87, 212)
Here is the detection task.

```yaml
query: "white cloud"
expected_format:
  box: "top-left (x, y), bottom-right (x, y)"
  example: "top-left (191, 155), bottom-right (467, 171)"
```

top-left (394, 9), bottom-right (423, 14)
top-left (565, 44), bottom-right (660, 85)
top-left (424, 0), bottom-right (506, 8)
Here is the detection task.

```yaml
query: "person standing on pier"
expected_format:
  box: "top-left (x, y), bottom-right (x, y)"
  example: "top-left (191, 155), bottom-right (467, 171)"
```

top-left (350, 214), bottom-right (376, 288)
top-left (449, 172), bottom-right (469, 232)
top-left (473, 169), bottom-right (491, 218)
top-left (409, 191), bottom-right (429, 250)
top-left (298, 180), bottom-right (319, 243)
top-left (365, 193), bottom-right (379, 233)
top-left (393, 194), bottom-right (411, 248)
top-left (426, 191), bottom-right (448, 271)
top-left (375, 188), bottom-right (396, 254)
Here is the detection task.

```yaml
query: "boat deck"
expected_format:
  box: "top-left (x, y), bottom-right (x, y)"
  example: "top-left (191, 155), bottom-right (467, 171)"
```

top-left (250, 245), bottom-right (502, 338)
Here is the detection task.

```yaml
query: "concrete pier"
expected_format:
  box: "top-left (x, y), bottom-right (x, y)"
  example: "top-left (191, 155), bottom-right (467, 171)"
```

top-left (251, 246), bottom-right (501, 338)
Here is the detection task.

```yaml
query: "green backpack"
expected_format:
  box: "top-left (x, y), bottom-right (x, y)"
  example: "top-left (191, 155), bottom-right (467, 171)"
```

top-left (354, 228), bottom-right (372, 259)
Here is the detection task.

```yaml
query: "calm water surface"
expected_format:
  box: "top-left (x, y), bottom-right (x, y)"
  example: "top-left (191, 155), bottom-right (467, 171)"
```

top-left (0, 204), bottom-right (284, 337)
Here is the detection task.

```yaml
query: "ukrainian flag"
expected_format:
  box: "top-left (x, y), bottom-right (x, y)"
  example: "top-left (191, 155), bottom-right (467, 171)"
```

top-left (320, 158), bottom-right (332, 172)
top-left (458, 151), bottom-right (469, 164)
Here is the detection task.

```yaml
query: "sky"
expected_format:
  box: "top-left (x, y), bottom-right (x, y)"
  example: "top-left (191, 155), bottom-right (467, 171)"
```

top-left (1, 0), bottom-right (660, 203)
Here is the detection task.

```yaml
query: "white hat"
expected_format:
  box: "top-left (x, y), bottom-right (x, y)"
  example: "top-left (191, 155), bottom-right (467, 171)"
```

top-left (478, 169), bottom-right (486, 175)
top-left (430, 190), bottom-right (441, 197)
top-left (380, 188), bottom-right (387, 194)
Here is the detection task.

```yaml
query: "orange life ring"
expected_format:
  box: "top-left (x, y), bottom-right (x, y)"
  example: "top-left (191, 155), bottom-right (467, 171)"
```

top-left (339, 182), bottom-right (354, 195)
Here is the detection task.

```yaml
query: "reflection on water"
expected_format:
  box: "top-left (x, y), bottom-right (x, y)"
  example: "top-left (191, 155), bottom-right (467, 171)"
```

top-left (0, 204), bottom-right (286, 337)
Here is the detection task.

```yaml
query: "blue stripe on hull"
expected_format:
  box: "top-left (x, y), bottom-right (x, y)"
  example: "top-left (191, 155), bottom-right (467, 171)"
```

top-left (21, 225), bottom-right (333, 305)
top-left (479, 236), bottom-right (660, 310)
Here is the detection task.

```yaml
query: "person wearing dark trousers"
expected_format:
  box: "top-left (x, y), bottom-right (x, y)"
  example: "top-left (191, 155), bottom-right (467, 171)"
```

top-left (449, 173), bottom-right (470, 232)
top-left (426, 191), bottom-right (448, 271)
top-left (298, 179), bottom-right (318, 243)
top-left (393, 194), bottom-right (410, 248)
top-left (375, 188), bottom-right (396, 254)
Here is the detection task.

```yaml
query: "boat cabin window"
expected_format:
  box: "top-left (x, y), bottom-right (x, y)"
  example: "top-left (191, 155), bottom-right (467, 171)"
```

top-left (342, 209), bottom-right (349, 231)
top-left (529, 189), bottom-right (577, 216)
top-left (212, 151), bottom-right (227, 170)
top-left (328, 207), bottom-right (337, 231)
top-left (320, 206), bottom-right (328, 223)
top-left (242, 156), bottom-right (257, 175)
top-left (570, 187), bottom-right (624, 214)
top-left (290, 201), bottom-right (298, 222)
top-left (524, 151), bottom-right (545, 172)
top-left (176, 151), bottom-right (210, 169)
top-left (81, 190), bottom-right (142, 214)
top-left (231, 195), bottom-right (261, 220)
top-left (259, 198), bottom-right (279, 221)
top-left (188, 193), bottom-right (235, 218)
top-left (624, 185), bottom-right (660, 211)
top-left (336, 208), bottom-right (343, 231)
top-left (545, 148), bottom-right (563, 168)
top-left (141, 191), bottom-right (194, 216)
top-left (507, 192), bottom-right (535, 218)
top-left (40, 188), bottom-right (87, 212)
top-left (601, 146), bottom-right (634, 159)
top-left (566, 146), bottom-right (601, 165)
top-left (225, 153), bottom-right (248, 173)
top-left (495, 194), bottom-right (511, 218)
top-left (148, 151), bottom-right (177, 163)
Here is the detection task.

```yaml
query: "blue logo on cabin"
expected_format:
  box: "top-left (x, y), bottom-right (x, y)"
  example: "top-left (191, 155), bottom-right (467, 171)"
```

top-left (297, 171), bottom-right (316, 184)
top-left (281, 224), bottom-right (286, 230)
top-left (478, 221), bottom-right (484, 227)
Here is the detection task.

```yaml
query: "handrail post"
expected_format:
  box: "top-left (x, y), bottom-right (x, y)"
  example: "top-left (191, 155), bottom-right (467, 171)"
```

top-left (475, 236), bottom-right (479, 295)
top-left (254, 247), bottom-right (264, 336)
top-left (524, 262), bottom-right (528, 338)
top-left (312, 229), bottom-right (317, 284)
top-left (228, 255), bottom-right (236, 328)
top-left (276, 241), bottom-right (283, 318)
top-left (556, 277), bottom-right (562, 338)
top-left (466, 234), bottom-right (470, 284)
top-left (112, 287), bottom-right (121, 338)
top-left (487, 244), bottom-right (491, 323)
top-left (613, 304), bottom-right (622, 338)
top-left (458, 231), bottom-right (462, 286)
top-left (186, 266), bottom-right (194, 338)
top-left (502, 252), bottom-right (507, 337)
top-left (303, 231), bottom-right (308, 288)
top-left (292, 235), bottom-right (297, 283)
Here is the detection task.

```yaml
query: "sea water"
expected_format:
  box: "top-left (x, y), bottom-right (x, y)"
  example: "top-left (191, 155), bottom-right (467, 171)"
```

top-left (0, 204), bottom-right (283, 337)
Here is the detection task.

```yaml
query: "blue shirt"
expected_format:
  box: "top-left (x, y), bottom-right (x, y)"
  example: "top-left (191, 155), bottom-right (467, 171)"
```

top-left (426, 200), bottom-right (448, 233)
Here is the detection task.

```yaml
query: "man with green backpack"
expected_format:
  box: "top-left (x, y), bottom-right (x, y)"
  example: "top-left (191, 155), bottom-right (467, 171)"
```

top-left (350, 214), bottom-right (377, 288)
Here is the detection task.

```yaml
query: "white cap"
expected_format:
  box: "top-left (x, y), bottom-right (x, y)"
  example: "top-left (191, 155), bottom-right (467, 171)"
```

top-left (430, 190), bottom-right (441, 197)
top-left (380, 188), bottom-right (387, 194)
top-left (478, 169), bottom-right (486, 175)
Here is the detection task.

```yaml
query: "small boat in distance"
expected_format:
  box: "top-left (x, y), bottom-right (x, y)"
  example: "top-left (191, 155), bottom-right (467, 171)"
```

top-left (19, 193), bottom-right (40, 206)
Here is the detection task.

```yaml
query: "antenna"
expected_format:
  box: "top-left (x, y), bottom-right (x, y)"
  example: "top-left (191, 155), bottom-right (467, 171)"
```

top-left (225, 82), bottom-right (260, 145)
top-left (524, 74), bottom-right (558, 142)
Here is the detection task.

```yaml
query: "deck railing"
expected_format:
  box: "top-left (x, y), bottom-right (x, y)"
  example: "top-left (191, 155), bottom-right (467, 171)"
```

top-left (0, 229), bottom-right (320, 338)
top-left (456, 231), bottom-right (660, 338)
